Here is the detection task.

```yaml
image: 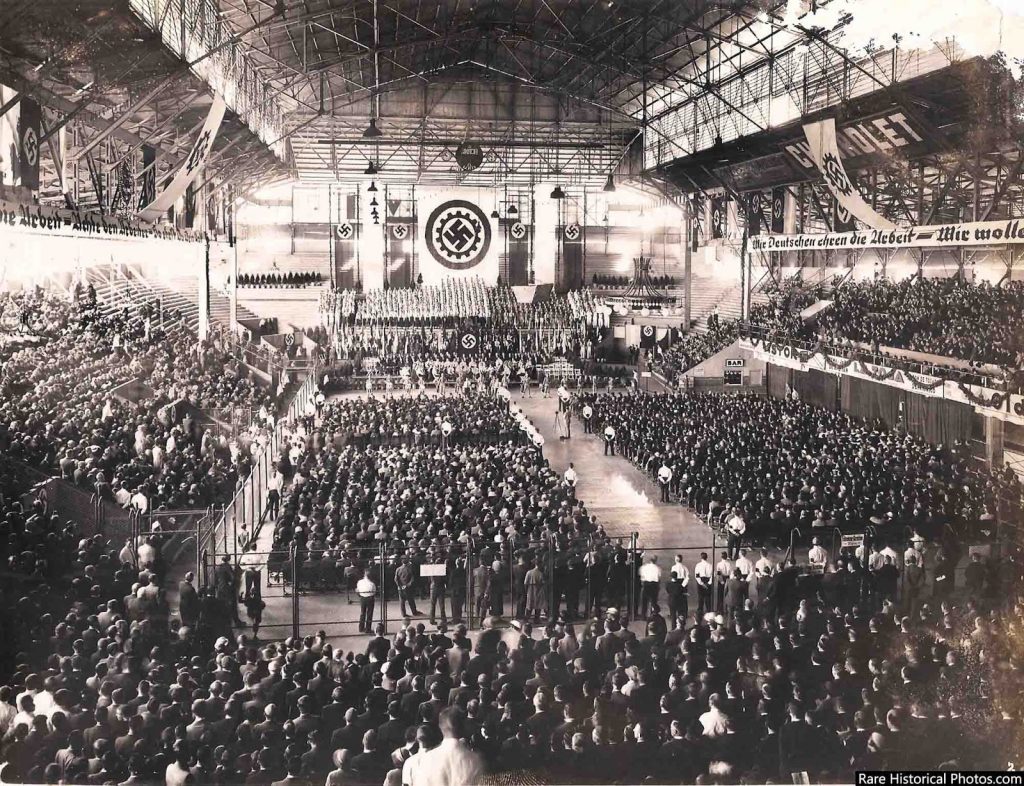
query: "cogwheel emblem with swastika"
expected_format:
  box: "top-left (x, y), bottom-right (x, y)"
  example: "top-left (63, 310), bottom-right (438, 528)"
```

top-left (821, 152), bottom-right (854, 197)
top-left (424, 200), bottom-right (492, 270)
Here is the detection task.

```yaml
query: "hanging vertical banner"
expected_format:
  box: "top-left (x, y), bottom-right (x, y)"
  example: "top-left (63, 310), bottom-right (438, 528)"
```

top-left (184, 182), bottom-right (197, 228)
top-left (16, 97), bottom-right (41, 190)
top-left (416, 187), bottom-right (499, 285)
top-left (770, 187), bottom-right (786, 234)
top-left (803, 118), bottom-right (896, 231)
top-left (833, 198), bottom-right (856, 232)
top-left (139, 95), bottom-right (226, 222)
top-left (710, 195), bottom-right (726, 239)
top-left (138, 146), bottom-right (157, 210)
top-left (746, 191), bottom-right (764, 236)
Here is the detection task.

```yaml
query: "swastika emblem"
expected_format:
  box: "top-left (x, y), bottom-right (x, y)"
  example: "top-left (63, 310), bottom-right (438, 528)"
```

top-left (509, 221), bottom-right (526, 240)
top-left (336, 222), bottom-right (354, 240)
top-left (424, 200), bottom-right (491, 270)
top-left (391, 223), bottom-right (408, 240)
top-left (21, 127), bottom-right (38, 167)
top-left (642, 326), bottom-right (654, 338)
top-left (773, 197), bottom-right (783, 220)
top-left (564, 223), bottom-right (581, 241)
top-left (186, 129), bottom-right (212, 175)
top-left (461, 333), bottom-right (478, 350)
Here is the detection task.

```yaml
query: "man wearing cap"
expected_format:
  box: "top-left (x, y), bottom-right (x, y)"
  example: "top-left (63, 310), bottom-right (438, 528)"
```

top-left (178, 572), bottom-right (200, 629)
top-left (356, 570), bottom-right (377, 634)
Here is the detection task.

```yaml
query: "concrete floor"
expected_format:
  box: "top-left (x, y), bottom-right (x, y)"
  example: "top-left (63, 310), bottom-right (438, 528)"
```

top-left (232, 389), bottom-right (735, 647)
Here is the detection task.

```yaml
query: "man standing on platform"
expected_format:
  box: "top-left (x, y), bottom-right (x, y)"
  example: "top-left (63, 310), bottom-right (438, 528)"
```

top-left (429, 562), bottom-right (449, 627)
top-left (356, 570), bottom-right (377, 634)
top-left (471, 561), bottom-right (490, 627)
top-left (395, 558), bottom-right (419, 618)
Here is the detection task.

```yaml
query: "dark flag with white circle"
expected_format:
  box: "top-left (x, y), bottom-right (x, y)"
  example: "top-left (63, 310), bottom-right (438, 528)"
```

top-left (771, 187), bottom-right (786, 234)
top-left (833, 197), bottom-right (856, 232)
top-left (710, 195), bottom-right (726, 239)
top-left (17, 97), bottom-right (41, 191)
top-left (639, 324), bottom-right (657, 349)
top-left (457, 330), bottom-right (479, 353)
top-left (746, 191), bottom-right (764, 236)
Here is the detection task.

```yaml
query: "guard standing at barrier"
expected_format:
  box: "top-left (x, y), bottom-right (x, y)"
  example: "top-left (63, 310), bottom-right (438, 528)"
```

top-left (639, 556), bottom-right (661, 617)
top-left (429, 562), bottom-right (448, 627)
top-left (669, 555), bottom-right (690, 623)
top-left (215, 555), bottom-right (243, 626)
top-left (694, 552), bottom-right (713, 619)
top-left (582, 403), bottom-right (593, 433)
top-left (356, 569), bottom-right (377, 633)
top-left (179, 571), bottom-right (200, 629)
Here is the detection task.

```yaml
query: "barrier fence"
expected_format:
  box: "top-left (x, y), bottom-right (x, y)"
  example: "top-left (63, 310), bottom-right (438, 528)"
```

top-left (202, 366), bottom-right (319, 579)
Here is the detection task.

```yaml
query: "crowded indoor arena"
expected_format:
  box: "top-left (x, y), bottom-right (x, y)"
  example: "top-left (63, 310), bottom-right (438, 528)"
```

top-left (0, 0), bottom-right (1023, 783)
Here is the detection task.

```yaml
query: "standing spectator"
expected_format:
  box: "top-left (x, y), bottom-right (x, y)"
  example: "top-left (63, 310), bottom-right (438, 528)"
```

top-left (357, 570), bottom-right (377, 633)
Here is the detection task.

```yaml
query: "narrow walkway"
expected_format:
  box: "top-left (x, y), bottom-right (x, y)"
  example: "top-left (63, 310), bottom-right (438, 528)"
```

top-left (514, 392), bottom-right (716, 551)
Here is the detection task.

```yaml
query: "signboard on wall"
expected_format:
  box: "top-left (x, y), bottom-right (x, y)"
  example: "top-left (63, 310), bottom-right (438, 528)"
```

top-left (417, 188), bottom-right (499, 285)
top-left (783, 109), bottom-right (928, 171)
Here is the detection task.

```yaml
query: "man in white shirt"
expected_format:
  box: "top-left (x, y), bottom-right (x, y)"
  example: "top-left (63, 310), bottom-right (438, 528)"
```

top-left (581, 403), bottom-right (594, 433)
top-left (694, 552), bottom-right (714, 619)
top-left (808, 537), bottom-right (829, 568)
top-left (638, 556), bottom-right (662, 617)
top-left (130, 489), bottom-right (148, 514)
top-left (415, 707), bottom-right (483, 786)
top-left (715, 552), bottom-right (733, 614)
top-left (563, 463), bottom-right (577, 491)
top-left (603, 425), bottom-right (616, 456)
top-left (657, 461), bottom-right (673, 503)
top-left (725, 507), bottom-right (746, 559)
top-left (267, 470), bottom-right (284, 520)
top-left (669, 555), bottom-right (690, 622)
top-left (734, 549), bottom-right (753, 582)
top-left (754, 548), bottom-right (775, 577)
top-left (699, 693), bottom-right (731, 738)
top-left (356, 571), bottom-right (377, 634)
top-left (402, 725), bottom-right (440, 786)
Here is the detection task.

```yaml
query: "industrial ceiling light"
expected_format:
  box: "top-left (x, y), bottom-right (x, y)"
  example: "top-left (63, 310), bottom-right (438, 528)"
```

top-left (364, 161), bottom-right (378, 176)
top-left (363, 118), bottom-right (383, 138)
top-left (490, 209), bottom-right (500, 218)
top-left (507, 204), bottom-right (518, 216)
top-left (603, 173), bottom-right (616, 192)
top-left (550, 185), bottom-right (565, 200)
top-left (370, 196), bottom-right (379, 207)
top-left (367, 180), bottom-right (378, 192)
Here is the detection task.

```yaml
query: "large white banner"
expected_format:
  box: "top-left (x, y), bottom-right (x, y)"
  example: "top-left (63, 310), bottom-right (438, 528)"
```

top-left (750, 218), bottom-right (1024, 252)
top-left (139, 95), bottom-right (226, 222)
top-left (804, 118), bottom-right (897, 231)
top-left (416, 187), bottom-right (499, 285)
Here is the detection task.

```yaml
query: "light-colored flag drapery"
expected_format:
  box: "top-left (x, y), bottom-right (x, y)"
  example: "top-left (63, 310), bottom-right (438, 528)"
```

top-left (139, 95), bottom-right (226, 222)
top-left (803, 118), bottom-right (897, 231)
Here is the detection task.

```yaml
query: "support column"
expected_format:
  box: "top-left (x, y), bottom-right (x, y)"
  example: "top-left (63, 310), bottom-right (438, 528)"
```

top-left (198, 241), bottom-right (210, 341)
top-left (683, 199), bottom-right (692, 329)
top-left (985, 416), bottom-right (1005, 469)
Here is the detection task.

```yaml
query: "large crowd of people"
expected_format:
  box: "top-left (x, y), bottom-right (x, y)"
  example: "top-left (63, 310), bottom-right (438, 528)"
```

top-left (0, 289), bottom-right (279, 513)
top-left (808, 278), bottom-right (1024, 370)
top-left (1, 273), bottom-right (1023, 786)
top-left (583, 391), bottom-right (1023, 550)
top-left (237, 272), bottom-right (325, 288)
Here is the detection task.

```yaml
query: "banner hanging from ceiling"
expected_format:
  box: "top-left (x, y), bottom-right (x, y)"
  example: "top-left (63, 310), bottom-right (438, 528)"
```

top-left (749, 218), bottom-right (1024, 252)
top-left (139, 95), bottom-right (226, 222)
top-left (803, 118), bottom-right (897, 231)
top-left (416, 187), bottom-right (499, 285)
top-left (16, 97), bottom-right (41, 191)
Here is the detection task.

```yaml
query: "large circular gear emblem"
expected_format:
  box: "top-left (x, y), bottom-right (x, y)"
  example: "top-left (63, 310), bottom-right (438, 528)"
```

top-left (424, 200), bottom-right (492, 270)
